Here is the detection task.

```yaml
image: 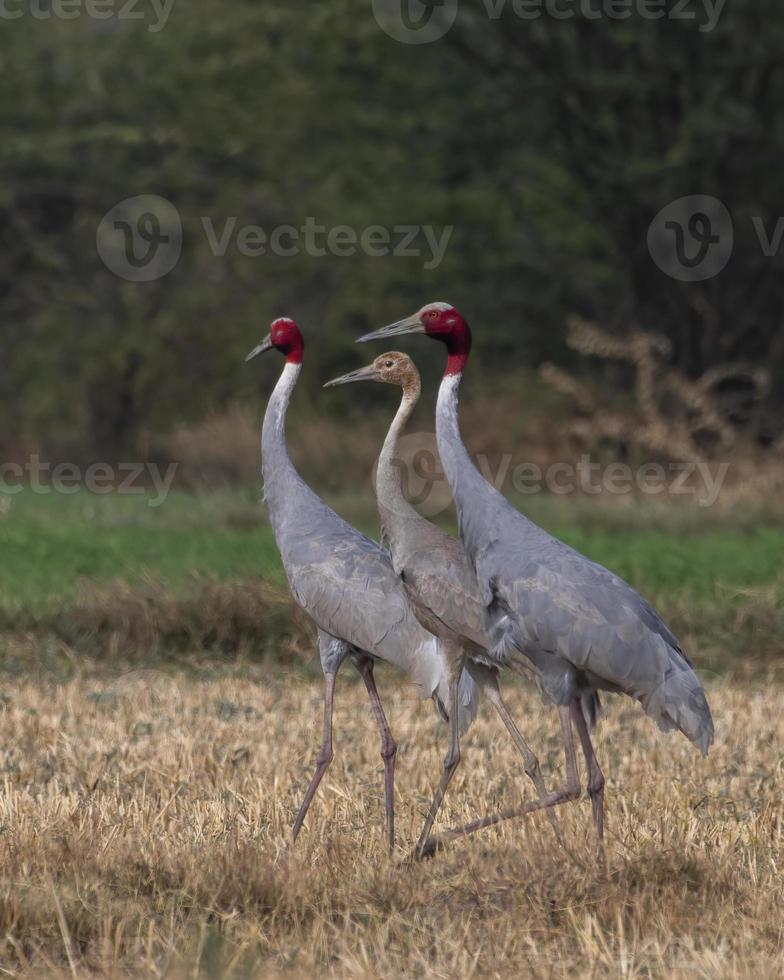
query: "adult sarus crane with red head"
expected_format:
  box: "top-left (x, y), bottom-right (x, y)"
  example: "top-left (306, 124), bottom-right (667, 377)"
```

top-left (246, 317), bottom-right (478, 853)
top-left (358, 303), bottom-right (714, 858)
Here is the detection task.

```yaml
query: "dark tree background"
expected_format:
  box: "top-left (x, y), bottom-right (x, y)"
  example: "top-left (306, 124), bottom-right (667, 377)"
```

top-left (1, 0), bottom-right (782, 456)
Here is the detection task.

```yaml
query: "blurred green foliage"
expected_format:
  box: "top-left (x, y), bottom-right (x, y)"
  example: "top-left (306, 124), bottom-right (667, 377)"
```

top-left (2, 0), bottom-right (783, 454)
top-left (2, 489), bottom-right (781, 611)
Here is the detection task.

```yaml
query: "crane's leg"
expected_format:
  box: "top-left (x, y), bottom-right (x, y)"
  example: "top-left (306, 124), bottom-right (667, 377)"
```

top-left (482, 675), bottom-right (565, 848)
top-left (291, 671), bottom-right (337, 844)
top-left (417, 704), bottom-right (581, 857)
top-left (414, 648), bottom-right (466, 860)
top-left (354, 655), bottom-right (398, 855)
top-left (570, 699), bottom-right (606, 870)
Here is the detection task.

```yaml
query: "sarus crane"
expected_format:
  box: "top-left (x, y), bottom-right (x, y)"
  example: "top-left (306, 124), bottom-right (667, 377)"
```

top-left (358, 303), bottom-right (714, 861)
top-left (325, 352), bottom-right (565, 858)
top-left (247, 317), bottom-right (478, 852)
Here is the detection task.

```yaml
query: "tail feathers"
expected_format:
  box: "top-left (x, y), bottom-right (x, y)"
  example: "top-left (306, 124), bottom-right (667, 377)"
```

top-left (642, 654), bottom-right (714, 755)
top-left (432, 666), bottom-right (480, 737)
top-left (581, 690), bottom-right (601, 731)
top-left (457, 667), bottom-right (480, 735)
top-left (408, 635), bottom-right (452, 708)
top-left (432, 691), bottom-right (449, 725)
top-left (416, 634), bottom-right (479, 736)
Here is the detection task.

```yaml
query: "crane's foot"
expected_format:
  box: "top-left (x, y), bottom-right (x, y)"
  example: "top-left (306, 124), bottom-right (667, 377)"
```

top-left (409, 835), bottom-right (448, 862)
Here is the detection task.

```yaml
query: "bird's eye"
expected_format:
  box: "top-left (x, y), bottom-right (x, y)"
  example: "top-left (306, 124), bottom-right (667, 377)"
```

top-left (385, 360), bottom-right (393, 368)
top-left (427, 310), bottom-right (438, 319)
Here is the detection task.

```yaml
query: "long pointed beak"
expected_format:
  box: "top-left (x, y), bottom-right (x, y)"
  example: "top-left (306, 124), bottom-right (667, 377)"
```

top-left (245, 334), bottom-right (273, 361)
top-left (356, 314), bottom-right (424, 344)
top-left (323, 364), bottom-right (382, 388)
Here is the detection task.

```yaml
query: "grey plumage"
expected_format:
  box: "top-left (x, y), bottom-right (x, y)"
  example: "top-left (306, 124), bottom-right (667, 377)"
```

top-left (247, 319), bottom-right (481, 854)
top-left (437, 372), bottom-right (713, 754)
top-left (325, 352), bottom-right (563, 857)
top-left (357, 303), bottom-right (715, 861)
top-left (263, 361), bottom-right (477, 729)
top-left (391, 528), bottom-right (489, 658)
top-left (368, 373), bottom-right (489, 659)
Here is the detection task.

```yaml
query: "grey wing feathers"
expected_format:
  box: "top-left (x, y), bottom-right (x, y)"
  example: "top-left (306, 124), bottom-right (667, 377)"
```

top-left (480, 526), bottom-right (714, 753)
top-left (399, 525), bottom-right (488, 652)
top-left (279, 495), bottom-right (479, 733)
top-left (382, 514), bottom-right (485, 643)
top-left (262, 377), bottom-right (479, 732)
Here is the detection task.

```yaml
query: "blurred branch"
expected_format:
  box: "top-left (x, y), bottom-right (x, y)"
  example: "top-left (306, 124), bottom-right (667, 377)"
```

top-left (542, 319), bottom-right (773, 464)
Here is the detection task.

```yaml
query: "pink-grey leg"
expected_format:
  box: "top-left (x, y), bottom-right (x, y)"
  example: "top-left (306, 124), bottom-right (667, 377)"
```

top-left (482, 675), bottom-right (566, 848)
top-left (292, 671), bottom-right (337, 843)
top-left (355, 656), bottom-right (398, 854)
top-left (571, 698), bottom-right (606, 869)
top-left (417, 703), bottom-right (581, 857)
top-left (414, 649), bottom-right (466, 859)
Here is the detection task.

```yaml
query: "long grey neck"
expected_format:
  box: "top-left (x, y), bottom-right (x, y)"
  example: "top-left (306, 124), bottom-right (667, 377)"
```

top-left (261, 361), bottom-right (306, 526)
top-left (375, 383), bottom-right (425, 545)
top-left (435, 372), bottom-right (499, 553)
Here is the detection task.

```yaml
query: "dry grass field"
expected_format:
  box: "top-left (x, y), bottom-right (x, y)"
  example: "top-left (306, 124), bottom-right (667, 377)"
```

top-left (0, 660), bottom-right (781, 979)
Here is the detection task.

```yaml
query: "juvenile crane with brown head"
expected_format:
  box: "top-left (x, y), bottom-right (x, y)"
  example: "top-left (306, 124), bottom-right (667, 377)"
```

top-left (326, 351), bottom-right (569, 858)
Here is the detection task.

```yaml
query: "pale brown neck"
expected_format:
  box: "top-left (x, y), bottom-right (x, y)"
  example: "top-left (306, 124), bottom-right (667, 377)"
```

top-left (375, 378), bottom-right (425, 549)
top-left (399, 368), bottom-right (421, 404)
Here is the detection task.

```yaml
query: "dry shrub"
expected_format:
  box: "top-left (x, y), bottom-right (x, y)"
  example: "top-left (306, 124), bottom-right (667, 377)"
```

top-left (459, 389), bottom-right (577, 475)
top-left (166, 405), bottom-right (261, 486)
top-left (164, 401), bottom-right (386, 495)
top-left (159, 392), bottom-right (565, 502)
top-left (541, 319), bottom-right (784, 509)
top-left (161, 361), bottom-right (784, 514)
top-left (286, 411), bottom-right (387, 494)
top-left (666, 594), bottom-right (784, 676)
top-left (48, 579), bottom-right (314, 662)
